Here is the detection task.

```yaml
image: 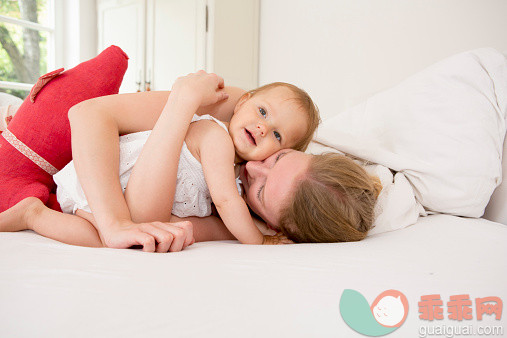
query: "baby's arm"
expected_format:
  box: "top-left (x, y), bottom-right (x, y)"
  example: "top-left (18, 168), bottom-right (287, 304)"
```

top-left (193, 122), bottom-right (272, 244)
top-left (169, 214), bottom-right (277, 242)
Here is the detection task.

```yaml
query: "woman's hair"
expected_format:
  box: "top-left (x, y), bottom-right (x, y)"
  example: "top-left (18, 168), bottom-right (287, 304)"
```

top-left (278, 152), bottom-right (382, 243)
top-left (247, 82), bottom-right (320, 151)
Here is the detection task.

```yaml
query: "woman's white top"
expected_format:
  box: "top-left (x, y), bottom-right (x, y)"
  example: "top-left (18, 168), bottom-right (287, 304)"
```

top-left (54, 114), bottom-right (242, 218)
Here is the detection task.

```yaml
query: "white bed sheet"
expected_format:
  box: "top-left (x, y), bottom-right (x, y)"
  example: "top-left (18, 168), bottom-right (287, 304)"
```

top-left (1, 214), bottom-right (505, 337)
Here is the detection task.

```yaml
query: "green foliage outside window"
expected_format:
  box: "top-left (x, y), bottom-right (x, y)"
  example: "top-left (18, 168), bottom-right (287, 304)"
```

top-left (0, 0), bottom-right (49, 99)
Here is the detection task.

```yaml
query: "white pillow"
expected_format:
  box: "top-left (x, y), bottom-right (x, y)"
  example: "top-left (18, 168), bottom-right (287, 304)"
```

top-left (483, 45), bottom-right (507, 225)
top-left (483, 131), bottom-right (507, 224)
top-left (315, 48), bottom-right (507, 218)
top-left (0, 92), bottom-right (23, 131)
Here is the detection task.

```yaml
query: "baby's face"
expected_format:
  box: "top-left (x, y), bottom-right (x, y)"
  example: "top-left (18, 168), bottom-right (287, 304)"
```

top-left (229, 86), bottom-right (308, 161)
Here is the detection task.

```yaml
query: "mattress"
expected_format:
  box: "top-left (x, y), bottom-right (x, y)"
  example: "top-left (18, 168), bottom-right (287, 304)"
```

top-left (1, 214), bottom-right (505, 337)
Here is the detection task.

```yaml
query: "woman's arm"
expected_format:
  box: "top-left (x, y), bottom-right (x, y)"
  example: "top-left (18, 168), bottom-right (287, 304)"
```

top-left (69, 92), bottom-right (175, 250)
top-left (125, 85), bottom-right (245, 223)
top-left (122, 89), bottom-right (201, 223)
top-left (68, 71), bottom-right (230, 250)
top-left (169, 214), bottom-right (235, 242)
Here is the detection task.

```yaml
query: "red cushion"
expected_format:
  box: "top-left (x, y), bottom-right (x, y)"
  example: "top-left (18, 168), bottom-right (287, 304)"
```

top-left (0, 45), bottom-right (128, 211)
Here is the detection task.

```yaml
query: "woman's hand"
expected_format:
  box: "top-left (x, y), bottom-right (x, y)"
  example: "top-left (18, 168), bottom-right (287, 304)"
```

top-left (102, 220), bottom-right (195, 253)
top-left (171, 70), bottom-right (229, 108)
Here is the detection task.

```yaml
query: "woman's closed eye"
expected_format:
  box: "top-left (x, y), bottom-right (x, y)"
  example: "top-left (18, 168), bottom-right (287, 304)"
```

top-left (256, 152), bottom-right (286, 202)
top-left (257, 185), bottom-right (264, 201)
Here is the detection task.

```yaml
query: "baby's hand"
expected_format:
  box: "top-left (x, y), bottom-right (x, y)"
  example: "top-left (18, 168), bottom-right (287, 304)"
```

top-left (172, 70), bottom-right (229, 107)
top-left (262, 233), bottom-right (294, 245)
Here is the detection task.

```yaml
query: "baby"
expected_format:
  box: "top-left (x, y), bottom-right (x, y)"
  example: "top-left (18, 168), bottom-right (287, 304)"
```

top-left (1, 81), bottom-right (320, 247)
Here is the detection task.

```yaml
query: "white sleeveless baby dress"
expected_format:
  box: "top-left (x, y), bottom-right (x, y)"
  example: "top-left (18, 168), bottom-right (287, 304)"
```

top-left (54, 114), bottom-right (242, 218)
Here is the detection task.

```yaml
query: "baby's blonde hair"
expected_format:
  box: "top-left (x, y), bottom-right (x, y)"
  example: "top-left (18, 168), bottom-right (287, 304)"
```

top-left (246, 82), bottom-right (320, 151)
top-left (278, 152), bottom-right (382, 243)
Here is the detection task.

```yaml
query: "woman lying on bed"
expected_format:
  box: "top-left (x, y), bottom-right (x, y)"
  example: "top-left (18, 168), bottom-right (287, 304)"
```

top-left (0, 71), bottom-right (381, 252)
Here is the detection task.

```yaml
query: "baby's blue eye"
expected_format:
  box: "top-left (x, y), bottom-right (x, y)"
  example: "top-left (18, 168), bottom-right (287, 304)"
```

top-left (274, 131), bottom-right (281, 142)
top-left (259, 107), bottom-right (267, 117)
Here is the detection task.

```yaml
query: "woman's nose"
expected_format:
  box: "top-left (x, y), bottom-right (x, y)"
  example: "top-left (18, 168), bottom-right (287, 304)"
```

top-left (245, 160), bottom-right (269, 177)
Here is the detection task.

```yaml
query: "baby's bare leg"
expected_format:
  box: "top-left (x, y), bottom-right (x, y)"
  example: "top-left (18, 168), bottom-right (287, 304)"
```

top-left (0, 197), bottom-right (36, 232)
top-left (0, 197), bottom-right (103, 247)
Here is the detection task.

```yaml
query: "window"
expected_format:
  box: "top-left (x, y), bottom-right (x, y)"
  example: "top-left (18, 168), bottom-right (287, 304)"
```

top-left (0, 0), bottom-right (55, 99)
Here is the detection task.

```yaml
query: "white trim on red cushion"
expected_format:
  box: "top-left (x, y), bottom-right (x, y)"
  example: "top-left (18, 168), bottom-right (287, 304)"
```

top-left (2, 129), bottom-right (58, 175)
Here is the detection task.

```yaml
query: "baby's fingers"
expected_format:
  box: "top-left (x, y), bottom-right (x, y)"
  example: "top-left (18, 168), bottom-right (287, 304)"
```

top-left (262, 234), bottom-right (292, 245)
top-left (216, 74), bottom-right (225, 89)
top-left (274, 233), bottom-right (293, 245)
top-left (278, 237), bottom-right (294, 244)
top-left (216, 90), bottom-right (229, 102)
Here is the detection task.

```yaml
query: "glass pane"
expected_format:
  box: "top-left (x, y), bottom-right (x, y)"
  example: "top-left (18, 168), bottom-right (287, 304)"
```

top-left (0, 0), bottom-right (51, 26)
top-left (0, 21), bottom-right (49, 83)
top-left (0, 87), bottom-right (28, 100)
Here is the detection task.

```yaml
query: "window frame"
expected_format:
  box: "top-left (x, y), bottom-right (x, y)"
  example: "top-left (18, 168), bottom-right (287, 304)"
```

top-left (0, 0), bottom-right (56, 92)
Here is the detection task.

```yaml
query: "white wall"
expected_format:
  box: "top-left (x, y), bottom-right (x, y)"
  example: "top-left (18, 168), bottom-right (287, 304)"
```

top-left (55, 0), bottom-right (97, 69)
top-left (258, 0), bottom-right (507, 120)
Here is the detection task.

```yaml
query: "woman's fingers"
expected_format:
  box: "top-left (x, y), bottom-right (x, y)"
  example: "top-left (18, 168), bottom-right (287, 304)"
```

top-left (137, 232), bottom-right (156, 252)
top-left (146, 223), bottom-right (177, 253)
top-left (137, 221), bottom-right (195, 253)
top-left (153, 222), bottom-right (185, 252)
top-left (137, 224), bottom-right (169, 252)
top-left (170, 221), bottom-right (194, 248)
top-left (167, 226), bottom-right (187, 252)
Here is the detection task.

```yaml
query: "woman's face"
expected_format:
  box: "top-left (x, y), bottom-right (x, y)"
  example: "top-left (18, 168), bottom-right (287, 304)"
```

top-left (239, 149), bottom-right (311, 229)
